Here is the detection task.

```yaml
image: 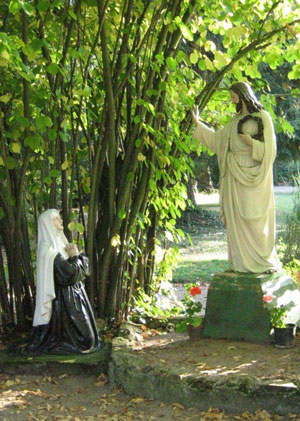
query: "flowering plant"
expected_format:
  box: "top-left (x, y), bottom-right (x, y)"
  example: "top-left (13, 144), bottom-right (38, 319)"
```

top-left (262, 295), bottom-right (287, 328)
top-left (175, 283), bottom-right (202, 333)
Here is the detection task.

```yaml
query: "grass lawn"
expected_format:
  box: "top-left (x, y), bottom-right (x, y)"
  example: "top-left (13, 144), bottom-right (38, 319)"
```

top-left (274, 191), bottom-right (295, 229)
top-left (172, 189), bottom-right (295, 284)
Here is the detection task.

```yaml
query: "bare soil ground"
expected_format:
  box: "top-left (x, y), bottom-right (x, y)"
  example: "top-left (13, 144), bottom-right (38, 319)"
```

top-left (132, 331), bottom-right (300, 386)
top-left (0, 370), bottom-right (205, 421)
top-left (1, 369), bottom-right (300, 421)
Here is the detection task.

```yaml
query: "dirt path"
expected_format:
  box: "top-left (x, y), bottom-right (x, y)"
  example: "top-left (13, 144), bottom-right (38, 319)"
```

top-left (1, 369), bottom-right (300, 421)
top-left (1, 371), bottom-right (186, 421)
top-left (1, 371), bottom-right (188, 421)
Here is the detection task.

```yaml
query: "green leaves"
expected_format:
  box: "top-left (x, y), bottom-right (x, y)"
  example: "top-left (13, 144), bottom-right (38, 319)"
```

top-left (166, 57), bottom-right (177, 71)
top-left (136, 98), bottom-right (156, 116)
top-left (10, 142), bottom-right (21, 154)
top-left (9, 0), bottom-right (22, 14)
top-left (175, 17), bottom-right (193, 42)
top-left (46, 63), bottom-right (60, 75)
top-left (0, 94), bottom-right (11, 103)
top-left (6, 157), bottom-right (16, 169)
top-left (9, 0), bottom-right (34, 15)
top-left (223, 26), bottom-right (247, 46)
top-left (190, 51), bottom-right (199, 65)
top-left (288, 64), bottom-right (300, 80)
top-left (118, 208), bottom-right (126, 220)
top-left (61, 160), bottom-right (69, 170)
top-left (214, 51), bottom-right (230, 70)
top-left (36, 115), bottom-right (53, 132)
top-left (49, 169), bottom-right (60, 178)
top-left (37, 0), bottom-right (50, 13)
top-left (68, 221), bottom-right (85, 234)
top-left (24, 135), bottom-right (43, 151)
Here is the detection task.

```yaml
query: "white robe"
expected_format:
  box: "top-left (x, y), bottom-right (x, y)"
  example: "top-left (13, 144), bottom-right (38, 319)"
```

top-left (33, 209), bottom-right (69, 326)
top-left (193, 110), bottom-right (281, 273)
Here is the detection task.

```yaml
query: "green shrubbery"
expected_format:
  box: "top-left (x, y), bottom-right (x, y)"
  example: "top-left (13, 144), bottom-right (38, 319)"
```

top-left (282, 181), bottom-right (300, 265)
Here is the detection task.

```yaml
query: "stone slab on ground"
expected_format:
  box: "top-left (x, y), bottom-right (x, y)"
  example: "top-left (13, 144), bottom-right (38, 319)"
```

top-left (0, 346), bottom-right (110, 376)
top-left (109, 331), bottom-right (300, 416)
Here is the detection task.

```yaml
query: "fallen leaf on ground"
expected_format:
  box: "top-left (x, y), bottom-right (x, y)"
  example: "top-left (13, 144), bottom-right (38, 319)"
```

top-left (5, 380), bottom-right (15, 387)
top-left (172, 402), bottom-right (185, 410)
top-left (94, 374), bottom-right (109, 386)
top-left (25, 388), bottom-right (44, 396)
top-left (130, 397), bottom-right (149, 404)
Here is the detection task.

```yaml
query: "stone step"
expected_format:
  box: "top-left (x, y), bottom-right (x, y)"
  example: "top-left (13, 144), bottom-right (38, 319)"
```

top-left (0, 346), bottom-right (110, 376)
top-left (109, 334), bottom-right (300, 416)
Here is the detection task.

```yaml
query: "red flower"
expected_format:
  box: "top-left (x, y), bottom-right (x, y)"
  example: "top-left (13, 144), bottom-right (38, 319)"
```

top-left (189, 286), bottom-right (202, 296)
top-left (262, 295), bottom-right (273, 303)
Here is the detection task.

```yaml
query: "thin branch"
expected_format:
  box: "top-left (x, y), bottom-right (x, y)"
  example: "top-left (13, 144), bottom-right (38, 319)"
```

top-left (257, 1), bottom-right (281, 39)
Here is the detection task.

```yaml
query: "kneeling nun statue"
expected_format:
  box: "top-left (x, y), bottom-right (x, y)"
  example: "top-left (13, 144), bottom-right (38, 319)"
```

top-left (28, 209), bottom-right (100, 354)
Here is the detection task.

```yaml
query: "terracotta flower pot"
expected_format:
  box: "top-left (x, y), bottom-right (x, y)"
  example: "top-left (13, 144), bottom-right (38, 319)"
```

top-left (273, 324), bottom-right (296, 348)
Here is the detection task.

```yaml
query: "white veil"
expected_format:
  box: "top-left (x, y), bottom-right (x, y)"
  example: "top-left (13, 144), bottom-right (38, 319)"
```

top-left (33, 209), bottom-right (69, 327)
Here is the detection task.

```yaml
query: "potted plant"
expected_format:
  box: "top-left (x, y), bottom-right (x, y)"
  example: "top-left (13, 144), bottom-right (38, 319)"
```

top-left (263, 295), bottom-right (296, 348)
top-left (175, 283), bottom-right (203, 340)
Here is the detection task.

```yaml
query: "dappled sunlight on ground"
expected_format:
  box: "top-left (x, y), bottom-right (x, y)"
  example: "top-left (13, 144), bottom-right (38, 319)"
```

top-left (2, 369), bottom-right (296, 420)
top-left (1, 372), bottom-right (198, 420)
top-left (133, 333), bottom-right (300, 384)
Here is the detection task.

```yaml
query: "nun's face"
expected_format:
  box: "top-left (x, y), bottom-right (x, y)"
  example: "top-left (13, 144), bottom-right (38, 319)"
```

top-left (52, 215), bottom-right (64, 231)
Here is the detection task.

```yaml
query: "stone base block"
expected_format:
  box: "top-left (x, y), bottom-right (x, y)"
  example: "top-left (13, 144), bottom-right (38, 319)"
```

top-left (203, 271), bottom-right (271, 342)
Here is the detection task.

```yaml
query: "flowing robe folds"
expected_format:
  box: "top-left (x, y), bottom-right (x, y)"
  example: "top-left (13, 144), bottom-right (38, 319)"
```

top-left (193, 110), bottom-right (281, 273)
top-left (28, 254), bottom-right (100, 354)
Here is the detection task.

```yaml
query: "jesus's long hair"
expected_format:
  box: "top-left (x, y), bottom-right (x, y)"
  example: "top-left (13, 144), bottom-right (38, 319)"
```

top-left (230, 82), bottom-right (264, 114)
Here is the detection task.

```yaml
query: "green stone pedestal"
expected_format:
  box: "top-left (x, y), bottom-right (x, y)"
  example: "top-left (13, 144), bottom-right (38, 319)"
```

top-left (203, 272), bottom-right (271, 343)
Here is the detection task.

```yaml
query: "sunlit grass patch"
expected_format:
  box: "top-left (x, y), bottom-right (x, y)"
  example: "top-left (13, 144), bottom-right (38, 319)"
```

top-left (173, 189), bottom-right (295, 284)
top-left (275, 192), bottom-right (294, 230)
top-left (172, 258), bottom-right (229, 284)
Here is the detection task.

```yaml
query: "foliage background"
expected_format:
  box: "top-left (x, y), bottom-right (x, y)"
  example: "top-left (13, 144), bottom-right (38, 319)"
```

top-left (0, 0), bottom-right (300, 329)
